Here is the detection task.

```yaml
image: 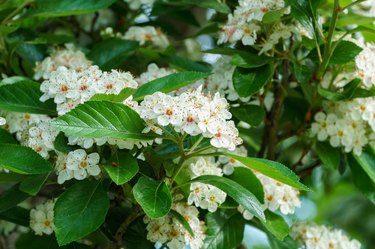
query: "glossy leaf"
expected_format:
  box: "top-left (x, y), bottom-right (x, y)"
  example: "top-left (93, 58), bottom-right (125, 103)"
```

top-left (19, 173), bottom-right (49, 196)
top-left (191, 175), bottom-right (265, 220)
top-left (221, 153), bottom-right (310, 191)
top-left (352, 146), bottom-right (375, 184)
top-left (133, 176), bottom-right (172, 219)
top-left (262, 211), bottom-right (290, 241)
top-left (231, 53), bottom-right (272, 69)
top-left (329, 41), bottom-right (362, 65)
top-left (54, 180), bottom-right (110, 246)
top-left (52, 101), bottom-right (151, 140)
top-left (315, 142), bottom-right (340, 170)
top-left (133, 71), bottom-right (210, 100)
top-left (0, 144), bottom-right (53, 174)
top-left (233, 65), bottom-right (272, 98)
top-left (231, 105), bottom-right (265, 127)
top-left (205, 209), bottom-right (245, 249)
top-left (0, 80), bottom-right (56, 115)
top-left (104, 151), bottom-right (139, 185)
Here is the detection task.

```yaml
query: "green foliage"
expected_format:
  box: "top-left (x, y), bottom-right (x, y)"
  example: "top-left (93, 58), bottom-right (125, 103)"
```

top-left (233, 65), bottom-right (272, 98)
top-left (315, 142), bottom-right (341, 170)
top-left (103, 151), bottom-right (139, 185)
top-left (231, 105), bottom-right (266, 127)
top-left (133, 176), bottom-right (172, 219)
top-left (54, 180), bottom-right (110, 246)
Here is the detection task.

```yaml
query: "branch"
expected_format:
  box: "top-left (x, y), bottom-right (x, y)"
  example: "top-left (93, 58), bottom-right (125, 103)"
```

top-left (113, 205), bottom-right (142, 249)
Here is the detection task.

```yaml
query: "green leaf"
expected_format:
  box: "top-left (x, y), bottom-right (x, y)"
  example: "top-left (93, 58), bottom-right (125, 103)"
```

top-left (262, 8), bottom-right (286, 23)
top-left (231, 105), bottom-right (265, 127)
top-left (16, 232), bottom-right (91, 249)
top-left (0, 144), bottom-right (53, 174)
top-left (226, 167), bottom-right (264, 203)
top-left (205, 209), bottom-right (245, 249)
top-left (90, 88), bottom-right (135, 102)
top-left (0, 80), bottom-right (56, 115)
top-left (317, 79), bottom-right (361, 101)
top-left (104, 151), bottom-right (139, 185)
top-left (0, 184), bottom-right (29, 212)
top-left (133, 176), bottom-right (172, 219)
top-left (51, 101), bottom-right (151, 140)
top-left (53, 132), bottom-right (78, 153)
top-left (162, 0), bottom-right (230, 13)
top-left (87, 39), bottom-right (139, 71)
top-left (268, 235), bottom-right (298, 249)
top-left (54, 180), bottom-right (110, 246)
top-left (123, 217), bottom-right (155, 249)
top-left (19, 173), bottom-right (49, 196)
top-left (329, 41), bottom-right (362, 65)
top-left (0, 206), bottom-right (30, 227)
top-left (347, 153), bottom-right (375, 204)
top-left (315, 142), bottom-right (340, 170)
top-left (221, 153), bottom-right (309, 191)
top-left (28, 0), bottom-right (116, 17)
top-left (170, 209), bottom-right (194, 237)
top-left (133, 71), bottom-right (210, 100)
top-left (352, 146), bottom-right (375, 184)
top-left (191, 175), bottom-right (265, 221)
top-left (262, 211), bottom-right (289, 241)
top-left (0, 128), bottom-right (17, 144)
top-left (161, 54), bottom-right (211, 72)
top-left (287, 0), bottom-right (315, 39)
top-left (231, 53), bottom-right (273, 69)
top-left (233, 65), bottom-right (272, 98)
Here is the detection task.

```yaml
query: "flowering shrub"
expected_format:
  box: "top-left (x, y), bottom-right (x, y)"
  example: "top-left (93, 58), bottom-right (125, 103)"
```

top-left (0, 0), bottom-right (373, 249)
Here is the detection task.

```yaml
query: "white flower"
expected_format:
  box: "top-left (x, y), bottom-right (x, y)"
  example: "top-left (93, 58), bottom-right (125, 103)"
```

top-left (66, 149), bottom-right (101, 180)
top-left (0, 117), bottom-right (6, 126)
top-left (30, 200), bottom-right (55, 236)
top-left (123, 26), bottom-right (169, 49)
top-left (123, 0), bottom-right (155, 10)
top-left (25, 121), bottom-right (58, 159)
top-left (311, 112), bottom-right (337, 141)
top-left (136, 63), bottom-right (176, 86)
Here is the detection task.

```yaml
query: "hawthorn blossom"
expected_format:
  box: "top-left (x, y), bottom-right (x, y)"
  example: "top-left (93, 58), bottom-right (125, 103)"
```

top-left (66, 149), bottom-right (101, 180)
top-left (123, 26), bottom-right (169, 49)
top-left (30, 200), bottom-right (55, 236)
top-left (0, 116), bottom-right (6, 126)
top-left (291, 223), bottom-right (361, 249)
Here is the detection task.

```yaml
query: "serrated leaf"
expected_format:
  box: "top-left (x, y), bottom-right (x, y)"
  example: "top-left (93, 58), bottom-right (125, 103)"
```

top-left (133, 71), bottom-right (211, 100)
top-left (231, 53), bottom-right (273, 69)
top-left (52, 101), bottom-right (151, 140)
top-left (54, 180), bottom-right (110, 246)
top-left (205, 209), bottom-right (245, 249)
top-left (221, 153), bottom-right (309, 191)
top-left (0, 80), bottom-right (56, 115)
top-left (133, 176), bottom-right (172, 219)
top-left (104, 151), bottom-right (139, 185)
top-left (233, 65), bottom-right (272, 98)
top-left (262, 211), bottom-right (289, 241)
top-left (231, 105), bottom-right (265, 127)
top-left (191, 175), bottom-right (265, 221)
top-left (0, 144), bottom-right (53, 174)
top-left (87, 39), bottom-right (139, 70)
top-left (329, 40), bottom-right (362, 65)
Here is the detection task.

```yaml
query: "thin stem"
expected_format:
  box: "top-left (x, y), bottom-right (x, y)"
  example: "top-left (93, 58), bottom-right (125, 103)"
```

top-left (342, 0), bottom-right (366, 10)
top-left (113, 206), bottom-right (142, 249)
top-left (318, 0), bottom-right (340, 77)
top-left (187, 136), bottom-right (204, 154)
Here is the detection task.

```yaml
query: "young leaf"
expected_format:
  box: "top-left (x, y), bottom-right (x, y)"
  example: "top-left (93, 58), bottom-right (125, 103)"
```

top-left (133, 176), bottom-right (172, 219)
top-left (205, 209), bottom-right (245, 249)
top-left (0, 184), bottom-right (29, 212)
top-left (329, 41), bottom-right (362, 65)
top-left (87, 39), bottom-right (139, 71)
top-left (0, 144), bottom-right (53, 174)
top-left (233, 65), bottom-right (272, 98)
top-left (191, 175), bottom-right (265, 221)
top-left (133, 71), bottom-right (211, 100)
top-left (230, 105), bottom-right (265, 127)
top-left (28, 0), bottom-right (116, 17)
top-left (0, 80), bottom-right (56, 115)
top-left (51, 101), bottom-right (151, 140)
top-left (54, 180), bottom-right (110, 246)
top-left (315, 142), bottom-right (341, 170)
top-left (262, 211), bottom-right (290, 241)
top-left (221, 153), bottom-right (310, 191)
top-left (104, 151), bottom-right (139, 185)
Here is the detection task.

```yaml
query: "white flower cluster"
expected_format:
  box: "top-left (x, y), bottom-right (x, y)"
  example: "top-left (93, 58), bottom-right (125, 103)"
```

top-left (291, 223), bottom-right (361, 249)
top-left (2, 112), bottom-right (57, 158)
top-left (311, 99), bottom-right (375, 155)
top-left (218, 146), bottom-right (248, 175)
top-left (355, 43), bottom-right (375, 89)
top-left (144, 202), bottom-right (206, 249)
top-left (351, 0), bottom-right (375, 17)
top-left (188, 157), bottom-right (227, 212)
top-left (136, 63), bottom-right (175, 86)
top-left (55, 149), bottom-right (100, 184)
top-left (218, 0), bottom-right (287, 46)
top-left (123, 0), bottom-right (155, 10)
top-left (258, 23), bottom-right (295, 54)
top-left (40, 65), bottom-right (138, 115)
top-left (127, 86), bottom-right (242, 150)
top-left (30, 200), bottom-right (55, 236)
top-left (123, 26), bottom-right (169, 49)
top-left (34, 44), bottom-right (92, 80)
top-left (205, 56), bottom-right (249, 102)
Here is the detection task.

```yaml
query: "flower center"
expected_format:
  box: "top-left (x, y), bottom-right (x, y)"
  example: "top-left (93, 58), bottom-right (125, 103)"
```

top-left (80, 160), bottom-right (88, 168)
